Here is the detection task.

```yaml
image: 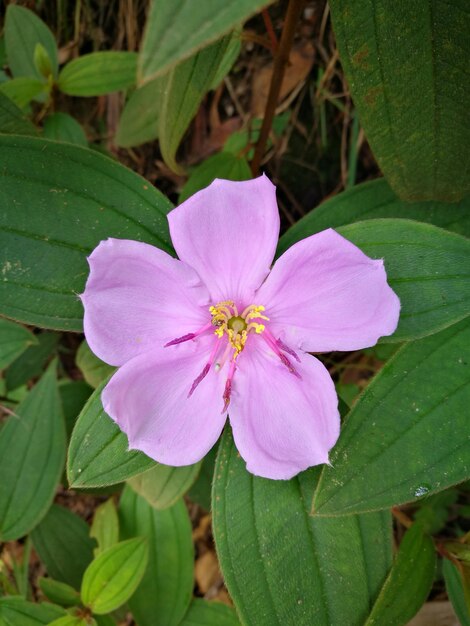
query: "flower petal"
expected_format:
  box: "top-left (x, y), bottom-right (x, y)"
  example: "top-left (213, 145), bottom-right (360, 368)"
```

top-left (257, 229), bottom-right (400, 352)
top-left (101, 335), bottom-right (227, 466)
top-left (168, 175), bottom-right (279, 304)
top-left (82, 238), bottom-right (210, 366)
top-left (229, 340), bottom-right (340, 480)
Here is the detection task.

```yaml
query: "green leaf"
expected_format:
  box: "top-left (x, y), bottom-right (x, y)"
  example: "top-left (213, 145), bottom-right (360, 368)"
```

top-left (5, 331), bottom-right (59, 390)
top-left (114, 78), bottom-right (161, 148)
top-left (0, 361), bottom-right (65, 540)
top-left (128, 462), bottom-right (201, 510)
top-left (34, 43), bottom-right (54, 80)
top-left (0, 77), bottom-right (47, 108)
top-left (39, 577), bottom-right (81, 607)
top-left (67, 378), bottom-right (155, 488)
top-left (4, 5), bottom-right (58, 79)
top-left (31, 504), bottom-right (96, 589)
top-left (337, 219), bottom-right (470, 342)
top-left (43, 113), bottom-right (88, 147)
top-left (0, 91), bottom-right (38, 135)
top-left (0, 318), bottom-right (37, 370)
top-left (0, 135), bottom-right (172, 331)
top-left (139, 0), bottom-right (274, 81)
top-left (157, 36), bottom-right (234, 173)
top-left (81, 537), bottom-right (148, 614)
top-left (90, 499), bottom-right (119, 556)
top-left (413, 489), bottom-right (459, 534)
top-left (58, 52), bottom-right (137, 97)
top-left (179, 152), bottom-right (251, 202)
top-left (278, 178), bottom-right (470, 256)
top-left (117, 33), bottom-right (237, 155)
top-left (119, 486), bottom-right (194, 626)
top-left (212, 428), bottom-right (392, 626)
top-left (188, 445), bottom-right (218, 510)
top-left (443, 559), bottom-right (470, 625)
top-left (59, 380), bottom-right (93, 439)
top-left (365, 524), bottom-right (436, 626)
top-left (0, 597), bottom-right (65, 625)
top-left (180, 599), bottom-right (240, 626)
top-left (328, 0), bottom-right (469, 202)
top-left (312, 318), bottom-right (470, 516)
top-left (76, 340), bottom-right (115, 389)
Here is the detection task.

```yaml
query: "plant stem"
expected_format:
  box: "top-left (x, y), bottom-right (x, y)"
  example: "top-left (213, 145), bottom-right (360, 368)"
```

top-left (251, 0), bottom-right (305, 176)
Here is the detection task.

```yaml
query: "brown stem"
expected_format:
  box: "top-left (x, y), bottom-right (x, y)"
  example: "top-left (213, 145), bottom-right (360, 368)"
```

top-left (262, 8), bottom-right (279, 53)
top-left (251, 0), bottom-right (305, 176)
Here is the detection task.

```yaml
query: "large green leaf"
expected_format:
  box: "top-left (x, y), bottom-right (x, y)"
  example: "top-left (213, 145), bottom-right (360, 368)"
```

top-left (0, 361), bottom-right (65, 540)
top-left (312, 318), bottom-right (470, 516)
top-left (212, 428), bottom-right (392, 626)
top-left (119, 486), bottom-right (194, 626)
top-left (365, 524), bottom-right (436, 625)
top-left (128, 461), bottom-right (201, 510)
top-left (180, 599), bottom-right (240, 626)
top-left (67, 379), bottom-right (155, 488)
top-left (81, 538), bottom-right (149, 614)
top-left (329, 0), bottom-right (469, 202)
top-left (139, 0), bottom-right (273, 81)
top-left (0, 597), bottom-right (65, 626)
top-left (58, 52), bottom-right (137, 97)
top-left (0, 91), bottom-right (38, 135)
top-left (31, 504), bottom-right (96, 590)
top-left (0, 317), bottom-right (37, 370)
top-left (0, 135), bottom-right (172, 331)
top-left (336, 219), bottom-right (470, 342)
top-left (278, 179), bottom-right (470, 256)
top-left (4, 5), bottom-right (58, 79)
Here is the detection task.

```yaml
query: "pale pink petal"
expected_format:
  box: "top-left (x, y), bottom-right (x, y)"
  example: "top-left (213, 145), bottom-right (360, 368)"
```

top-left (82, 238), bottom-right (210, 366)
top-left (229, 339), bottom-right (340, 480)
top-left (101, 335), bottom-right (226, 465)
top-left (168, 175), bottom-right (279, 304)
top-left (257, 229), bottom-right (400, 352)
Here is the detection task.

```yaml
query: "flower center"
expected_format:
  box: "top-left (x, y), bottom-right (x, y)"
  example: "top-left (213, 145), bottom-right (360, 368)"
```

top-left (209, 300), bottom-right (268, 357)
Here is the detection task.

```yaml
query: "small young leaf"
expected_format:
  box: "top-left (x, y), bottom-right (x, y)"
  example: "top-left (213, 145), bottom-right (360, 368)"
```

top-left (119, 486), bottom-right (194, 626)
top-left (39, 577), bottom-right (81, 607)
top-left (114, 78), bottom-right (161, 148)
top-left (4, 5), bottom-right (58, 79)
top-left (49, 616), bottom-right (96, 626)
top-left (365, 524), bottom-right (436, 626)
top-left (58, 52), bottom-right (137, 96)
top-left (128, 462), bottom-right (201, 510)
top-left (34, 43), bottom-right (53, 79)
top-left (0, 361), bottom-right (65, 541)
top-left (76, 341), bottom-right (115, 389)
top-left (67, 379), bottom-right (155, 488)
top-left (43, 113), bottom-right (88, 147)
top-left (90, 499), bottom-right (119, 556)
top-left (31, 504), bottom-right (96, 589)
top-left (0, 318), bottom-right (37, 370)
top-left (81, 537), bottom-right (149, 614)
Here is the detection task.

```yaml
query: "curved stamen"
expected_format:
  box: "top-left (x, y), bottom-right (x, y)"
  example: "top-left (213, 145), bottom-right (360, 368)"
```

top-left (188, 337), bottom-right (222, 398)
top-left (262, 331), bottom-right (302, 379)
top-left (264, 329), bottom-right (301, 363)
top-left (222, 357), bottom-right (237, 413)
top-left (164, 322), bottom-right (212, 347)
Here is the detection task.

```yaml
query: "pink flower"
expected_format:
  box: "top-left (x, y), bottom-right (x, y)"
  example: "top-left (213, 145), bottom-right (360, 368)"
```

top-left (81, 175), bottom-right (400, 480)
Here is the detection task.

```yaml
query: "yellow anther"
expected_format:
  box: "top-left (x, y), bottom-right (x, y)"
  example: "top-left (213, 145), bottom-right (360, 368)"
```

top-left (210, 300), bottom-right (268, 354)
